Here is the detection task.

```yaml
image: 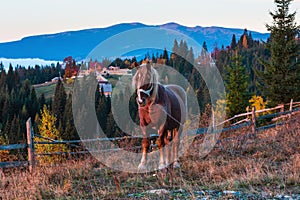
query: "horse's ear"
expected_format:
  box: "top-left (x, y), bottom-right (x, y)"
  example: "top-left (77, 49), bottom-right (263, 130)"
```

top-left (132, 62), bottom-right (140, 69)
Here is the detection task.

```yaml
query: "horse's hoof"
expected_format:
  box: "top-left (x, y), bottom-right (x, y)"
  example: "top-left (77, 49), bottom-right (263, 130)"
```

top-left (158, 163), bottom-right (167, 170)
top-left (138, 163), bottom-right (147, 171)
top-left (173, 161), bottom-right (180, 169)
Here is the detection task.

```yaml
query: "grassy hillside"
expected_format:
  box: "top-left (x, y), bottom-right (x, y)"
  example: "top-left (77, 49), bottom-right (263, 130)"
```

top-left (1, 114), bottom-right (299, 199)
top-left (33, 75), bottom-right (122, 100)
top-left (34, 82), bottom-right (74, 100)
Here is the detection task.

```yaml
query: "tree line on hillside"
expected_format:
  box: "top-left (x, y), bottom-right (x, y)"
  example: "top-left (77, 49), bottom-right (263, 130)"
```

top-left (0, 65), bottom-right (49, 148)
top-left (0, 62), bottom-right (63, 85)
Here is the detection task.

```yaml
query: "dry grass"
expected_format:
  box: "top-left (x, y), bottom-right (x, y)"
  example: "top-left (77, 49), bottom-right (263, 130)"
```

top-left (0, 114), bottom-right (299, 199)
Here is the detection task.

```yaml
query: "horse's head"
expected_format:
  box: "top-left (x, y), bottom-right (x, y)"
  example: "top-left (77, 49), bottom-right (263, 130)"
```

top-left (132, 62), bottom-right (158, 106)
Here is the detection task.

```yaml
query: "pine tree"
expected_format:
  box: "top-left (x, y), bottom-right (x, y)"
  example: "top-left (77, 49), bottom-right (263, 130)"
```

top-left (184, 47), bottom-right (195, 78)
top-left (215, 47), bottom-right (231, 79)
top-left (0, 66), bottom-right (6, 88)
top-left (260, 0), bottom-right (300, 105)
top-left (151, 53), bottom-right (156, 63)
top-left (237, 29), bottom-right (250, 49)
top-left (52, 79), bottom-right (67, 124)
top-left (106, 111), bottom-right (117, 138)
top-left (242, 34), bottom-right (248, 49)
top-left (96, 93), bottom-right (108, 134)
top-left (63, 94), bottom-right (78, 141)
top-left (2, 92), bottom-right (14, 123)
top-left (95, 84), bottom-right (101, 109)
top-left (172, 39), bottom-right (179, 56)
top-left (28, 87), bottom-right (38, 120)
top-left (162, 48), bottom-right (169, 65)
top-left (200, 41), bottom-right (210, 66)
top-left (10, 115), bottom-right (22, 144)
top-left (231, 34), bottom-right (237, 50)
top-left (38, 93), bottom-right (46, 110)
top-left (201, 41), bottom-right (208, 54)
top-left (6, 64), bottom-right (14, 92)
top-left (225, 55), bottom-right (251, 117)
top-left (248, 32), bottom-right (254, 48)
top-left (3, 120), bottom-right (11, 143)
top-left (177, 40), bottom-right (188, 73)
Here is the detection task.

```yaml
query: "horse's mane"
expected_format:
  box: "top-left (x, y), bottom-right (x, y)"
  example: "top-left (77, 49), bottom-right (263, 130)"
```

top-left (132, 63), bottom-right (159, 102)
top-left (150, 66), bottom-right (159, 102)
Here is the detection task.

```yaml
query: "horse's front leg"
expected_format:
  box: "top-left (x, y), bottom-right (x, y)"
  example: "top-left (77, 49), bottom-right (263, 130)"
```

top-left (157, 128), bottom-right (169, 170)
top-left (138, 127), bottom-right (150, 171)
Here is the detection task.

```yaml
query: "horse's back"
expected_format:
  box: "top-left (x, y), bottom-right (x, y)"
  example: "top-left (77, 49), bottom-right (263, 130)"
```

top-left (165, 84), bottom-right (187, 122)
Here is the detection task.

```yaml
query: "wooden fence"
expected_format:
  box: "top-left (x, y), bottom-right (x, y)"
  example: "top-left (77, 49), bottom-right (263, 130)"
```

top-left (1, 99), bottom-right (300, 172)
top-left (0, 119), bottom-right (34, 171)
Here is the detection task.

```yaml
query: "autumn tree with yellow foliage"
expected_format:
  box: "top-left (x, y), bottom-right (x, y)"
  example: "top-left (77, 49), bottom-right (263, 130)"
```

top-left (35, 105), bottom-right (68, 164)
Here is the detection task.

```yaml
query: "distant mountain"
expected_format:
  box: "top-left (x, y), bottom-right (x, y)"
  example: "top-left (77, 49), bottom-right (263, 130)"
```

top-left (0, 23), bottom-right (269, 61)
top-left (0, 58), bottom-right (60, 71)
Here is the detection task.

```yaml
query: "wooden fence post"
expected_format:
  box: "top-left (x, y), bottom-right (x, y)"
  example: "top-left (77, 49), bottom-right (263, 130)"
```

top-left (252, 107), bottom-right (256, 136)
top-left (212, 110), bottom-right (215, 131)
top-left (289, 99), bottom-right (293, 120)
top-left (26, 118), bottom-right (35, 173)
top-left (280, 104), bottom-right (284, 113)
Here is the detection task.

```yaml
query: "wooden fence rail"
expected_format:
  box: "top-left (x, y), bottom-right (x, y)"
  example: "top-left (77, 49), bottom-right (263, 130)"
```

top-left (0, 161), bottom-right (29, 168)
top-left (0, 144), bottom-right (27, 151)
top-left (1, 99), bottom-right (300, 172)
top-left (0, 118), bottom-right (34, 171)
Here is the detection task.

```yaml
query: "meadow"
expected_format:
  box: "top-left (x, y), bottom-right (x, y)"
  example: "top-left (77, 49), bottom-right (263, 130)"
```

top-left (1, 113), bottom-right (299, 199)
top-left (34, 82), bottom-right (73, 100)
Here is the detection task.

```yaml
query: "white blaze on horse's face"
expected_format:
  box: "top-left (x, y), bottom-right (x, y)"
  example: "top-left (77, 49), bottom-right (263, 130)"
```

top-left (137, 84), bottom-right (153, 104)
top-left (135, 65), bottom-right (153, 104)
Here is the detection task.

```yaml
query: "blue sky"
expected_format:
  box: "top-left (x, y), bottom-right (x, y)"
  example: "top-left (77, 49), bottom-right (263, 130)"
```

top-left (1, 0), bottom-right (299, 42)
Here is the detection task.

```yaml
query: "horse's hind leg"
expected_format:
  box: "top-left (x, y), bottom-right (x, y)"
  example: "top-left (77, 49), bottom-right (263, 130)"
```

top-left (164, 131), bottom-right (171, 167)
top-left (172, 128), bottom-right (180, 168)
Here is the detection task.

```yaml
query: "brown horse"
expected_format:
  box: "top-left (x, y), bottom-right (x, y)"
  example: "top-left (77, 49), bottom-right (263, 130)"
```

top-left (132, 62), bottom-right (187, 170)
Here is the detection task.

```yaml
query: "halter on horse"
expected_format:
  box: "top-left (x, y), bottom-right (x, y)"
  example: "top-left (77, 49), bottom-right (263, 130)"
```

top-left (132, 62), bottom-right (187, 171)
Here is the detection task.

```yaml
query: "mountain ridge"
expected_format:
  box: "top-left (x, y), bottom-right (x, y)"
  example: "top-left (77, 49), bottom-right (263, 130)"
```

top-left (0, 22), bottom-right (269, 61)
